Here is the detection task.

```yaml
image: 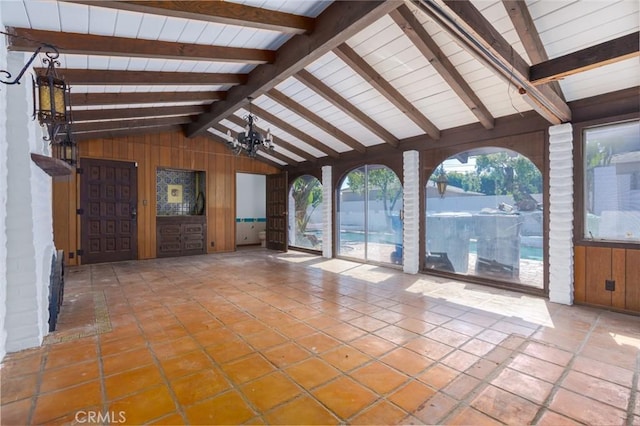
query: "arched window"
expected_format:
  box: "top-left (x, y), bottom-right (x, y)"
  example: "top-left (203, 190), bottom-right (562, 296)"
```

top-left (288, 175), bottom-right (323, 250)
top-left (425, 148), bottom-right (544, 288)
top-left (338, 165), bottom-right (403, 265)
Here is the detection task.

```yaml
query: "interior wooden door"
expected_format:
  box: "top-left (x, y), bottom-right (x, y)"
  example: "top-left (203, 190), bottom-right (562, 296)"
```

top-left (80, 158), bottom-right (138, 264)
top-left (266, 172), bottom-right (288, 252)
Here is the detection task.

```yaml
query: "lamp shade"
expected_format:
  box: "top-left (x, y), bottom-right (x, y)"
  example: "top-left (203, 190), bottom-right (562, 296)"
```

top-left (436, 171), bottom-right (448, 198)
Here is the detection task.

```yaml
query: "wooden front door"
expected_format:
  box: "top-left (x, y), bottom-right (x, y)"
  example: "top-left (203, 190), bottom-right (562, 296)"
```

top-left (80, 158), bottom-right (138, 264)
top-left (266, 172), bottom-right (288, 251)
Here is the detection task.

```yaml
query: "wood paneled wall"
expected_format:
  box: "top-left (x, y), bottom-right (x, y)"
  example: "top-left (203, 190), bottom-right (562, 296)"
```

top-left (53, 130), bottom-right (278, 265)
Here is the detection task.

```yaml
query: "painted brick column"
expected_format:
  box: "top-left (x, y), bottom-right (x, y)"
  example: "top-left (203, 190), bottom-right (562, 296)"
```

top-left (403, 151), bottom-right (420, 274)
top-left (322, 166), bottom-right (332, 259)
top-left (548, 123), bottom-right (574, 305)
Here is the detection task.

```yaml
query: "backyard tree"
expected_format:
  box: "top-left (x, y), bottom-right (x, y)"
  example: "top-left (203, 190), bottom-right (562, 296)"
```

top-left (291, 175), bottom-right (322, 245)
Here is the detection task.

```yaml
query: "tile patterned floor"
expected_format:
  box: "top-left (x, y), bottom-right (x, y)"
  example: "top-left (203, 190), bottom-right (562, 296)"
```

top-left (1, 249), bottom-right (639, 425)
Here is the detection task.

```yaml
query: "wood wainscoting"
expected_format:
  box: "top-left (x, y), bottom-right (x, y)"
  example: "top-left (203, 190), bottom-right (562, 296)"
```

top-left (53, 130), bottom-right (278, 266)
top-left (574, 245), bottom-right (640, 313)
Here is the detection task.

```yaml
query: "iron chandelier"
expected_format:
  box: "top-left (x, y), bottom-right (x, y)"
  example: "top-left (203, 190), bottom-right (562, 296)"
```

top-left (225, 97), bottom-right (274, 158)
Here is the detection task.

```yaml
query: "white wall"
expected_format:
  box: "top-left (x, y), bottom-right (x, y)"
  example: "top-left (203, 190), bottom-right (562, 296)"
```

top-left (0, 29), bottom-right (55, 359)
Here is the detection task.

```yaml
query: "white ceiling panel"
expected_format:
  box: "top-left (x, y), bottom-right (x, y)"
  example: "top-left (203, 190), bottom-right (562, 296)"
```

top-left (559, 57), bottom-right (640, 102)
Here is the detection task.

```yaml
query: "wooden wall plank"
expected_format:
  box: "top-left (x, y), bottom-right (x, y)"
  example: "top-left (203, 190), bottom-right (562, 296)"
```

top-left (612, 248), bottom-right (626, 309)
top-left (585, 246), bottom-right (612, 306)
top-left (626, 249), bottom-right (640, 311)
top-left (574, 245), bottom-right (586, 303)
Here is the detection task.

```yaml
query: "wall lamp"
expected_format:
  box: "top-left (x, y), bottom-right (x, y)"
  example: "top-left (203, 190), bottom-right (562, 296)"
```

top-left (436, 164), bottom-right (448, 198)
top-left (1, 42), bottom-right (71, 142)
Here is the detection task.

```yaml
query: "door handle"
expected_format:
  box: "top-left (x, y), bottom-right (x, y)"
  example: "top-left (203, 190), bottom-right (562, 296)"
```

top-left (131, 206), bottom-right (137, 220)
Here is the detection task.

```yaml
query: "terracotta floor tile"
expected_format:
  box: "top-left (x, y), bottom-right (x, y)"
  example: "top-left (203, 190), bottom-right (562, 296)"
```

top-left (349, 315), bottom-right (388, 332)
top-left (264, 395), bottom-right (339, 425)
top-left (507, 353), bottom-right (565, 383)
top-left (561, 370), bottom-right (630, 410)
top-left (404, 336), bottom-right (453, 360)
top-left (99, 333), bottom-right (147, 356)
top-left (228, 318), bottom-right (270, 336)
top-left (102, 346), bottom-right (155, 376)
top-left (382, 347), bottom-right (433, 376)
top-left (32, 380), bottom-right (102, 424)
top-left (417, 363), bottom-right (458, 390)
top-left (471, 385), bottom-right (539, 425)
top-left (275, 321), bottom-right (316, 339)
top-left (284, 357), bottom-right (341, 390)
top-left (240, 371), bottom-right (302, 411)
top-left (322, 323), bottom-right (368, 342)
top-left (460, 338), bottom-right (497, 357)
top-left (0, 397), bottom-right (32, 425)
top-left (369, 309), bottom-right (407, 324)
top-left (531, 328), bottom-right (585, 352)
top-left (441, 349), bottom-right (480, 372)
top-left (351, 334), bottom-right (397, 357)
top-left (108, 385), bottom-right (175, 425)
top-left (351, 361), bottom-right (410, 394)
top-left (148, 412), bottom-right (186, 425)
top-left (321, 346), bottom-right (371, 372)
top-left (312, 376), bottom-right (378, 420)
top-left (184, 390), bottom-right (255, 425)
top-left (171, 368), bottom-right (230, 406)
top-left (579, 344), bottom-right (637, 371)
top-left (522, 340), bottom-right (573, 366)
top-left (475, 329), bottom-right (509, 345)
top-left (45, 338), bottom-right (98, 369)
top-left (1, 372), bottom-right (38, 404)
top-left (206, 340), bottom-right (255, 364)
top-left (536, 409), bottom-right (584, 426)
top-left (192, 327), bottom-right (238, 347)
top-left (447, 407), bottom-right (503, 426)
top-left (425, 327), bottom-right (471, 348)
top-left (159, 350), bottom-right (214, 379)
top-left (1, 352), bottom-right (43, 377)
top-left (296, 332), bottom-right (341, 354)
top-left (442, 373), bottom-right (481, 400)
top-left (152, 336), bottom-right (201, 360)
top-left (412, 391), bottom-right (458, 424)
top-left (457, 312), bottom-right (501, 328)
top-left (40, 360), bottom-right (99, 394)
top-left (263, 342), bottom-right (311, 368)
top-left (104, 364), bottom-right (165, 400)
top-left (549, 388), bottom-right (627, 425)
top-left (395, 317), bottom-right (436, 335)
top-left (491, 367), bottom-right (553, 404)
top-left (221, 353), bottom-right (276, 384)
top-left (305, 315), bottom-right (343, 330)
top-left (388, 380), bottom-right (436, 413)
top-left (374, 325), bottom-right (420, 345)
top-left (243, 329), bottom-right (288, 350)
top-left (350, 400), bottom-right (409, 425)
top-left (443, 319), bottom-right (485, 337)
top-left (571, 355), bottom-right (634, 388)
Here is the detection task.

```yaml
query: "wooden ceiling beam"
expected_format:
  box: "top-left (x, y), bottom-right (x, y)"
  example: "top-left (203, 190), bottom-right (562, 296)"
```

top-left (391, 4), bottom-right (495, 130)
top-left (73, 105), bottom-right (206, 122)
top-left (419, 0), bottom-right (570, 124)
top-left (9, 27), bottom-right (274, 64)
top-left (501, 0), bottom-right (564, 100)
top-left (529, 31), bottom-right (640, 86)
top-left (39, 69), bottom-right (247, 86)
top-left (226, 115), bottom-right (317, 163)
top-left (266, 89), bottom-right (367, 153)
top-left (75, 124), bottom-right (183, 141)
top-left (211, 123), bottom-right (300, 166)
top-left (64, 0), bottom-right (314, 35)
top-left (335, 43), bottom-right (441, 140)
top-left (73, 115), bottom-right (194, 133)
top-left (70, 91), bottom-right (224, 106)
top-left (295, 70), bottom-right (399, 148)
top-left (250, 105), bottom-right (340, 158)
top-left (186, 1), bottom-right (402, 137)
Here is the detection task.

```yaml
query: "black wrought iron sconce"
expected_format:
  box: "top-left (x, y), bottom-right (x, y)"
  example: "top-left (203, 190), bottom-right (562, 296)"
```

top-left (436, 164), bottom-right (448, 198)
top-left (0, 42), bottom-right (70, 142)
top-left (53, 125), bottom-right (77, 166)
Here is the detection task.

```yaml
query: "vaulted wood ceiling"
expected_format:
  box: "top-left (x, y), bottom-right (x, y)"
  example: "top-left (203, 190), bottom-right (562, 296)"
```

top-left (3, 0), bottom-right (638, 169)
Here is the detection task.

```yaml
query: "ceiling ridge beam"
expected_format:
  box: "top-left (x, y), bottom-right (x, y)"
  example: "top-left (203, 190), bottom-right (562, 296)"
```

top-left (530, 31), bottom-right (640, 86)
top-left (186, 1), bottom-right (403, 137)
top-left (226, 115), bottom-right (317, 163)
top-left (211, 123), bottom-right (300, 166)
top-left (63, 0), bottom-right (314, 35)
top-left (266, 89), bottom-right (367, 153)
top-left (73, 115), bottom-right (194, 133)
top-left (73, 105), bottom-right (206, 122)
top-left (74, 124), bottom-right (184, 141)
top-left (70, 91), bottom-right (224, 106)
top-left (419, 0), bottom-right (570, 124)
top-left (41, 69), bottom-right (247, 86)
top-left (334, 43), bottom-right (441, 140)
top-left (295, 70), bottom-right (399, 148)
top-left (501, 0), bottom-right (564, 100)
top-left (391, 4), bottom-right (495, 130)
top-left (9, 27), bottom-right (274, 64)
top-left (250, 104), bottom-right (340, 158)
